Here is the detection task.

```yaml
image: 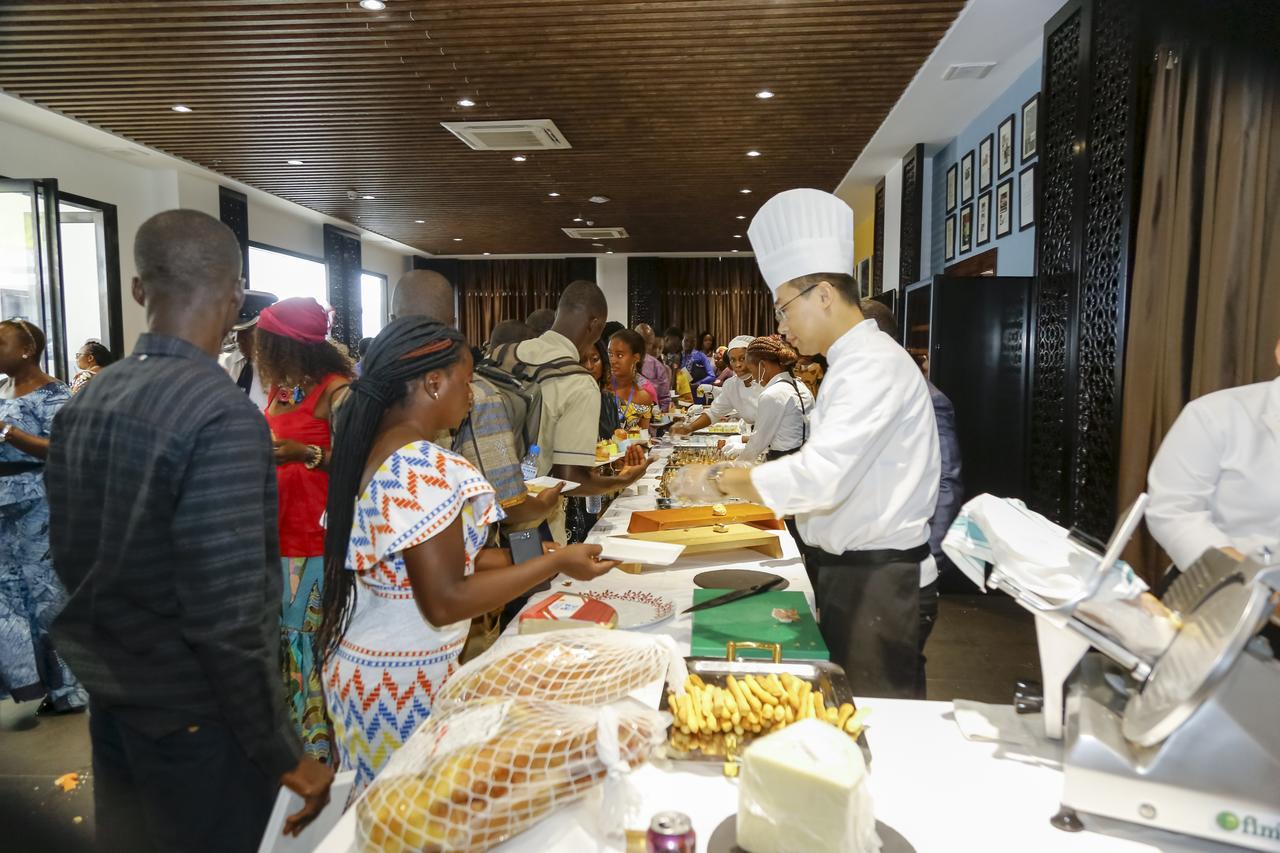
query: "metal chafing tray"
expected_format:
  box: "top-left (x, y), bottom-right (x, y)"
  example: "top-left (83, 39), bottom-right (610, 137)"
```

top-left (658, 642), bottom-right (872, 767)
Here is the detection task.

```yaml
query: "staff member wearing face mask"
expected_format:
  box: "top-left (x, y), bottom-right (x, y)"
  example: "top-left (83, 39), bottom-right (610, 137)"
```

top-left (671, 335), bottom-right (762, 434)
top-left (733, 336), bottom-right (813, 463)
top-left (671, 189), bottom-right (940, 699)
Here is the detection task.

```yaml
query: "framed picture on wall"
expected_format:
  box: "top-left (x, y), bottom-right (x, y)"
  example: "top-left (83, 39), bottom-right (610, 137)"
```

top-left (1019, 164), bottom-right (1036, 230)
top-left (978, 134), bottom-right (994, 191)
top-left (996, 177), bottom-right (1014, 237)
top-left (998, 114), bottom-right (1015, 177)
top-left (959, 204), bottom-right (973, 254)
top-left (945, 164), bottom-right (957, 212)
top-left (1021, 94), bottom-right (1039, 161)
top-left (857, 258), bottom-right (871, 295)
top-left (944, 213), bottom-right (956, 261)
top-left (976, 191), bottom-right (992, 246)
top-left (960, 150), bottom-right (974, 203)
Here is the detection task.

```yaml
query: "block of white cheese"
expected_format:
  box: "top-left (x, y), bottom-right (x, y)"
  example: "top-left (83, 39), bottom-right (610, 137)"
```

top-left (737, 719), bottom-right (880, 853)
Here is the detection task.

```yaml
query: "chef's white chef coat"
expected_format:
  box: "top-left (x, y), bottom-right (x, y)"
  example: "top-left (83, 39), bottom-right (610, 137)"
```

top-left (218, 349), bottom-right (268, 412)
top-left (738, 371), bottom-right (813, 461)
top-left (1146, 376), bottom-right (1280, 570)
top-left (751, 320), bottom-right (941, 584)
top-left (706, 373), bottom-right (762, 424)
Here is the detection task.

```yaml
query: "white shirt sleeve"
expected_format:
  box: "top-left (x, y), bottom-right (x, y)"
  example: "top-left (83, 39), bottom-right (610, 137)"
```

top-left (739, 387), bottom-right (785, 461)
top-left (707, 380), bottom-right (736, 421)
top-left (750, 358), bottom-right (913, 516)
top-left (1145, 402), bottom-right (1235, 569)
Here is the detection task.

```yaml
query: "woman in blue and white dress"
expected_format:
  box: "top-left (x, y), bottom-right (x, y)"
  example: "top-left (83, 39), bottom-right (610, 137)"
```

top-left (0, 319), bottom-right (88, 715)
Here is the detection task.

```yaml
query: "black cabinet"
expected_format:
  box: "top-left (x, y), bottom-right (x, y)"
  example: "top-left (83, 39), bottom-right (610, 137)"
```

top-left (901, 275), bottom-right (1033, 503)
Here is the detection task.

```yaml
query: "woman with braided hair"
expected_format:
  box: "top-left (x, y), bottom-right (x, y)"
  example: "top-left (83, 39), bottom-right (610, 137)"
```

top-left (736, 336), bottom-right (814, 463)
top-left (318, 316), bottom-right (620, 795)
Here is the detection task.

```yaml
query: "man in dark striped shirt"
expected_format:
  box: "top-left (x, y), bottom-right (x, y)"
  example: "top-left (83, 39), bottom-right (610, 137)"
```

top-left (46, 210), bottom-right (332, 852)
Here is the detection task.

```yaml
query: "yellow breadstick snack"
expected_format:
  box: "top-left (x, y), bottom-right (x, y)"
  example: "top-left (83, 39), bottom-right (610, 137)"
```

top-left (836, 703), bottom-right (856, 730)
top-left (727, 676), bottom-right (753, 715)
top-left (745, 676), bottom-right (778, 706)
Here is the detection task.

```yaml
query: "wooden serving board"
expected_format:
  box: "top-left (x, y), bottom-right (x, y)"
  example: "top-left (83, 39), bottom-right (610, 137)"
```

top-left (627, 504), bottom-right (783, 533)
top-left (622, 523), bottom-right (784, 560)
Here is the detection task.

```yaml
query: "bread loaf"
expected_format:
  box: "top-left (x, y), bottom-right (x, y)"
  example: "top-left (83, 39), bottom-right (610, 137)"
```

top-left (357, 699), bottom-right (665, 852)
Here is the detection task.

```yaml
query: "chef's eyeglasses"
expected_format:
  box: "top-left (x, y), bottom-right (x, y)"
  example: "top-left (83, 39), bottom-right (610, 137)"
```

top-left (773, 281), bottom-right (823, 324)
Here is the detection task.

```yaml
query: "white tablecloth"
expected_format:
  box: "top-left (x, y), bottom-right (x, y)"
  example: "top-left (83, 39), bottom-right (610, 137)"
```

top-left (315, 444), bottom-right (1203, 853)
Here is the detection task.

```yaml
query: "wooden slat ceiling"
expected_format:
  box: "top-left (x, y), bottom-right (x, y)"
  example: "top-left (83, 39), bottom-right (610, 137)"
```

top-left (0, 0), bottom-right (965, 255)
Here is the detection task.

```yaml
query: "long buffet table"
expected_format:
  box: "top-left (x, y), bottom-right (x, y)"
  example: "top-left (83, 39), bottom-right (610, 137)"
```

top-left (317, 442), bottom-right (1228, 853)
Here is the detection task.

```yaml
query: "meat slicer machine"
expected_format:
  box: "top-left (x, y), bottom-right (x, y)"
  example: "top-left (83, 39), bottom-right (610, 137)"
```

top-left (986, 495), bottom-right (1280, 850)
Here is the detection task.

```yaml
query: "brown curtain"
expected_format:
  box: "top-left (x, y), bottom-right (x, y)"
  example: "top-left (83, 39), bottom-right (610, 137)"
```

top-left (1117, 41), bottom-right (1280, 582)
top-left (654, 257), bottom-right (775, 346)
top-left (456, 259), bottom-right (570, 347)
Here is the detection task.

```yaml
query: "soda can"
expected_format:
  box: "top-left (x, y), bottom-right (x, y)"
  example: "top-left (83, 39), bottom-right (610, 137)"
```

top-left (646, 811), bottom-right (696, 853)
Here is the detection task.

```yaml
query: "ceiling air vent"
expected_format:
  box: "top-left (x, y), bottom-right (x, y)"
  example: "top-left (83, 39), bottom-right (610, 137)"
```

top-left (562, 227), bottom-right (629, 240)
top-left (441, 119), bottom-right (571, 151)
top-left (942, 62), bottom-right (997, 81)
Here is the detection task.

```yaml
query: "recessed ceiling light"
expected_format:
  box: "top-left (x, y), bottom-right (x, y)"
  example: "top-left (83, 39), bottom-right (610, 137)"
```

top-left (453, 237), bottom-right (463, 242)
top-left (512, 154), bottom-right (527, 162)
top-left (548, 192), bottom-right (560, 197)
top-left (286, 159), bottom-right (305, 165)
top-left (591, 242), bottom-right (605, 247)
top-left (736, 215), bottom-right (746, 220)
top-left (456, 97), bottom-right (476, 108)
top-left (589, 195), bottom-right (610, 204)
top-left (361, 194), bottom-right (376, 199)
top-left (755, 90), bottom-right (774, 100)
top-left (732, 248), bottom-right (740, 253)
top-left (170, 104), bottom-right (192, 113)
top-left (746, 150), bottom-right (761, 157)
top-left (414, 219), bottom-right (425, 224)
top-left (483, 252), bottom-right (491, 256)
top-left (733, 234), bottom-right (742, 238)
top-left (739, 188), bottom-right (752, 194)
top-left (606, 250), bottom-right (614, 254)
top-left (359, 0), bottom-right (386, 10)
top-left (573, 216), bottom-right (584, 223)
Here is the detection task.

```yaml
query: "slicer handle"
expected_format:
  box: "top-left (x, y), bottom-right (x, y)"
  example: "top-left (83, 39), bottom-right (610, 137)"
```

top-left (1014, 679), bottom-right (1044, 714)
top-left (726, 641), bottom-right (782, 663)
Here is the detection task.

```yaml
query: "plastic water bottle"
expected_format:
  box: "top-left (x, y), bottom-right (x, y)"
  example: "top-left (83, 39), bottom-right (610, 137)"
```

top-left (520, 444), bottom-right (540, 480)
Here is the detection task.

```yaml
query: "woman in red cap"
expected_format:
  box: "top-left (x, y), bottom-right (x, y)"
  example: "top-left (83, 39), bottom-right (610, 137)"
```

top-left (254, 297), bottom-right (353, 764)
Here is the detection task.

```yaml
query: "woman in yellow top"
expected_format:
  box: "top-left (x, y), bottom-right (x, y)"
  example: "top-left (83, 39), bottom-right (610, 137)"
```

top-left (608, 329), bottom-right (655, 430)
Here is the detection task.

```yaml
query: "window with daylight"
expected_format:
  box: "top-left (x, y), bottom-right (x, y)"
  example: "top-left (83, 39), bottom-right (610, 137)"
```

top-left (360, 270), bottom-right (386, 339)
top-left (248, 243), bottom-right (328, 308)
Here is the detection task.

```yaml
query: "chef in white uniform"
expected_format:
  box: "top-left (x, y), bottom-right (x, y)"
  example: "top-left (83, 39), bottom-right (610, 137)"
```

top-left (1146, 339), bottom-right (1280, 571)
top-left (671, 188), bottom-right (941, 699)
top-left (734, 336), bottom-right (813, 462)
top-left (672, 334), bottom-right (762, 434)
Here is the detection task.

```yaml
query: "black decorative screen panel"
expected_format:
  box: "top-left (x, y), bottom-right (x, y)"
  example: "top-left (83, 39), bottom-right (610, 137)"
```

top-left (899, 144), bottom-right (925, 287)
top-left (872, 178), bottom-right (886, 296)
top-left (324, 224), bottom-right (362, 350)
top-left (1071, 0), bottom-right (1139, 536)
top-left (218, 186), bottom-right (249, 286)
top-left (1028, 5), bottom-right (1082, 523)
top-left (1027, 0), bottom-right (1146, 540)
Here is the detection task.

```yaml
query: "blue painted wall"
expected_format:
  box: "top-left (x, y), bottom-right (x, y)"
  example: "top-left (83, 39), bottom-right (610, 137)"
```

top-left (928, 59), bottom-right (1041, 278)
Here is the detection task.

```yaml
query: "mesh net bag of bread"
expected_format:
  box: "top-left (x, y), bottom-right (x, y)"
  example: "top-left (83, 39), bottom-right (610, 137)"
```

top-left (356, 698), bottom-right (668, 853)
top-left (434, 628), bottom-right (687, 711)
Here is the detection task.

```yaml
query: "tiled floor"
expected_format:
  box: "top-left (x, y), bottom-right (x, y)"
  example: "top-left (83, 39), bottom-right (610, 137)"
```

top-left (1, 591), bottom-right (1039, 851)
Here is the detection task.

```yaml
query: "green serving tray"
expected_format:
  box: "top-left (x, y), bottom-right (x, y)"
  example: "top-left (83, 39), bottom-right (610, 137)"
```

top-left (689, 588), bottom-right (828, 661)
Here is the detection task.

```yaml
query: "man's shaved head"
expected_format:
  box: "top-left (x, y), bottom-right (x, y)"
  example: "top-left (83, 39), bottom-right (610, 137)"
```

top-left (391, 269), bottom-right (456, 325)
top-left (552, 280), bottom-right (608, 351)
top-left (134, 209), bottom-right (242, 300)
top-left (525, 308), bottom-right (556, 334)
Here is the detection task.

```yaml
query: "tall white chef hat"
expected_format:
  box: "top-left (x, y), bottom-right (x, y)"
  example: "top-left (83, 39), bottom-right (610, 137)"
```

top-left (747, 188), bottom-right (855, 296)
